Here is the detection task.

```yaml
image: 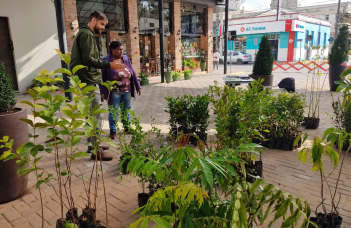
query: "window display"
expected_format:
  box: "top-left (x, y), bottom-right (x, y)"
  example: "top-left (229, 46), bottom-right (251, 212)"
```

top-left (181, 37), bottom-right (200, 57)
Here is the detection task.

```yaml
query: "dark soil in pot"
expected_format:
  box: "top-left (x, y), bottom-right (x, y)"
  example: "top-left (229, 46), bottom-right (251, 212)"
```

top-left (266, 138), bottom-right (275, 149)
top-left (327, 213), bottom-right (343, 227)
top-left (138, 193), bottom-right (150, 208)
top-left (305, 117), bottom-right (320, 129)
top-left (282, 137), bottom-right (291, 151)
top-left (246, 168), bottom-right (257, 183)
top-left (120, 153), bottom-right (131, 174)
top-left (274, 137), bottom-right (282, 149)
top-left (255, 161), bottom-right (263, 178)
top-left (308, 217), bottom-right (324, 228)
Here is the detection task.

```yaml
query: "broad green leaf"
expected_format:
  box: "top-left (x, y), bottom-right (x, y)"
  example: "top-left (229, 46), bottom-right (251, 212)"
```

top-left (72, 65), bottom-right (86, 74)
top-left (199, 158), bottom-right (214, 188)
top-left (20, 118), bottom-right (33, 127)
top-left (54, 68), bottom-right (72, 76)
top-left (73, 152), bottom-right (89, 159)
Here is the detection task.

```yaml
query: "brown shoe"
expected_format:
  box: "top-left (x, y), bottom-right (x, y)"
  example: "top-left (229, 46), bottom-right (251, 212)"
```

top-left (91, 149), bottom-right (113, 161)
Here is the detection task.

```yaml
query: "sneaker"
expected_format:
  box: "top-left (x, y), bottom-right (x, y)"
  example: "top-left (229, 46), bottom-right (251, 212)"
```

top-left (87, 146), bottom-right (109, 153)
top-left (91, 149), bottom-right (113, 161)
top-left (109, 131), bottom-right (117, 139)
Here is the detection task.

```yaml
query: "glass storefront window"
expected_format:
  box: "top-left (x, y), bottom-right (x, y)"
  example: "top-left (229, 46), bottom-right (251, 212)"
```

top-left (138, 0), bottom-right (171, 34)
top-left (181, 3), bottom-right (206, 35)
top-left (181, 37), bottom-right (200, 57)
top-left (76, 0), bottom-right (126, 31)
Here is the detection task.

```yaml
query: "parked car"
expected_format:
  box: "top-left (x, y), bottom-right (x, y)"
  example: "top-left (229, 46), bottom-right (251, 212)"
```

top-left (219, 51), bottom-right (252, 64)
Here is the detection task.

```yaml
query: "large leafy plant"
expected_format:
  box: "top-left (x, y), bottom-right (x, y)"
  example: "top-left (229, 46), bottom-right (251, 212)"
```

top-left (128, 143), bottom-right (314, 228)
top-left (252, 35), bottom-right (274, 75)
top-left (328, 25), bottom-right (349, 66)
top-left (0, 63), bottom-right (16, 113)
top-left (0, 50), bottom-right (116, 228)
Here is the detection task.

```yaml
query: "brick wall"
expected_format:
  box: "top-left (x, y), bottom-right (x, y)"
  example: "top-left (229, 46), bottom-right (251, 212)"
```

top-left (125, 0), bottom-right (140, 73)
top-left (199, 7), bottom-right (213, 73)
top-left (107, 31), bottom-right (119, 46)
top-left (63, 0), bottom-right (78, 52)
top-left (151, 34), bottom-right (160, 58)
top-left (169, 1), bottom-right (182, 70)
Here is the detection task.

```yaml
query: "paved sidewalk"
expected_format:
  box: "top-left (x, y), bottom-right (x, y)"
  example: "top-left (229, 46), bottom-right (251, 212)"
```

top-left (2, 66), bottom-right (351, 227)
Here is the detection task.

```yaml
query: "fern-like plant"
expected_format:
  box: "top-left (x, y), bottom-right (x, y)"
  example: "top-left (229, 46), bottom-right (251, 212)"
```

top-left (252, 35), bottom-right (274, 75)
top-left (0, 63), bottom-right (16, 113)
top-left (328, 25), bottom-right (349, 66)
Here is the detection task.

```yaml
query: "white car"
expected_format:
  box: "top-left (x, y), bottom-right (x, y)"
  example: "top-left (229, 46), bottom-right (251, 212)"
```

top-left (219, 51), bottom-right (252, 64)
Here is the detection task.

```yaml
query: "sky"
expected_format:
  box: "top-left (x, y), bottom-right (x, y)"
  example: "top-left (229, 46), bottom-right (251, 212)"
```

top-left (240, 0), bottom-right (351, 12)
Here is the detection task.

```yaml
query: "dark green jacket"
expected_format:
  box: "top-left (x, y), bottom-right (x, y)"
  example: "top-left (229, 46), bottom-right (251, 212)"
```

top-left (70, 26), bottom-right (110, 84)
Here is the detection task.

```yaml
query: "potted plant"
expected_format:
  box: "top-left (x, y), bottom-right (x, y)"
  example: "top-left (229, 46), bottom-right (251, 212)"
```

top-left (138, 72), bottom-right (149, 86)
top-left (184, 69), bottom-right (192, 80)
top-left (164, 54), bottom-right (173, 83)
top-left (250, 35), bottom-right (274, 86)
top-left (198, 49), bottom-right (208, 71)
top-left (328, 25), bottom-right (349, 91)
top-left (172, 69), bottom-right (182, 81)
top-left (297, 128), bottom-right (348, 228)
top-left (0, 63), bottom-right (29, 204)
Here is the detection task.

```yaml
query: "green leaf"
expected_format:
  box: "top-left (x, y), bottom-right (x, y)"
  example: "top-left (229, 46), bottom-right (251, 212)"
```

top-left (81, 85), bottom-right (98, 95)
top-left (199, 158), bottom-right (214, 188)
top-left (54, 68), bottom-right (72, 76)
top-left (72, 65), bottom-right (86, 75)
top-left (20, 100), bottom-right (34, 107)
top-left (73, 152), bottom-right (89, 159)
top-left (71, 136), bottom-right (81, 146)
top-left (4, 153), bottom-right (17, 161)
top-left (20, 118), bottom-right (33, 127)
top-left (152, 217), bottom-right (172, 228)
top-left (36, 180), bottom-right (45, 189)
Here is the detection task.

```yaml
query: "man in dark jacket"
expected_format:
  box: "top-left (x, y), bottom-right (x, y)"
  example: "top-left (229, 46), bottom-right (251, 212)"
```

top-left (71, 11), bottom-right (122, 161)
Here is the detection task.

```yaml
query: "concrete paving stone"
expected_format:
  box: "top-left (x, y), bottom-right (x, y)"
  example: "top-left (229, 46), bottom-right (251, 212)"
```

top-left (292, 173), bottom-right (312, 181)
top-left (2, 208), bottom-right (22, 222)
top-left (11, 213), bottom-right (40, 227)
top-left (0, 219), bottom-right (12, 228)
top-left (29, 217), bottom-right (51, 228)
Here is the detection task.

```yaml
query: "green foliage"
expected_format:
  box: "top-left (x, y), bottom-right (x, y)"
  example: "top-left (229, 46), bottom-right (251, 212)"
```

top-left (298, 128), bottom-right (350, 220)
top-left (172, 69), bottom-right (182, 79)
top-left (188, 58), bottom-right (200, 69)
top-left (198, 49), bottom-right (208, 63)
top-left (0, 63), bottom-right (16, 113)
top-left (209, 80), bottom-right (305, 149)
top-left (138, 72), bottom-right (149, 81)
top-left (127, 144), bottom-right (313, 228)
top-left (184, 69), bottom-right (192, 75)
top-left (165, 94), bottom-right (210, 136)
top-left (328, 25), bottom-right (350, 65)
top-left (252, 36), bottom-right (274, 75)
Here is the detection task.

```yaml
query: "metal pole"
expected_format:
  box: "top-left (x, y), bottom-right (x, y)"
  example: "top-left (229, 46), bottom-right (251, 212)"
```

top-left (53, 0), bottom-right (72, 101)
top-left (335, 0), bottom-right (342, 38)
top-left (158, 0), bottom-right (165, 83)
top-left (224, 0), bottom-right (229, 74)
top-left (276, 0), bottom-right (281, 21)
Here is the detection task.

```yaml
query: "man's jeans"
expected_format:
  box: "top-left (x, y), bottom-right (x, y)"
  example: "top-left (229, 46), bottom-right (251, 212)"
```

top-left (108, 91), bottom-right (131, 133)
top-left (85, 85), bottom-right (103, 150)
top-left (213, 61), bottom-right (219, 70)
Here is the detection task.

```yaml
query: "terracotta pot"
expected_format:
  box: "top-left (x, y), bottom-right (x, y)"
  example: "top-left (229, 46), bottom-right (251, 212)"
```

top-left (249, 74), bottom-right (273, 86)
top-left (0, 108), bottom-right (29, 203)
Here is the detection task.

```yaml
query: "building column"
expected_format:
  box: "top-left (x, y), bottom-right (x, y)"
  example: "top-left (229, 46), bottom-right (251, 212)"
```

top-left (126, 0), bottom-right (140, 73)
top-left (199, 7), bottom-right (213, 73)
top-left (169, 1), bottom-right (182, 70)
top-left (62, 0), bottom-right (78, 52)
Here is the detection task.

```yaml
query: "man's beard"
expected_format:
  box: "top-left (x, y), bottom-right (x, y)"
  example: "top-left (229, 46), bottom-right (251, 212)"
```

top-left (94, 27), bottom-right (101, 34)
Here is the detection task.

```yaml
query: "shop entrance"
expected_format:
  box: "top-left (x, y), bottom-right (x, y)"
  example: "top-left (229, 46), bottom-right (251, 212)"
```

top-left (269, 39), bottom-right (278, 61)
top-left (0, 17), bottom-right (18, 90)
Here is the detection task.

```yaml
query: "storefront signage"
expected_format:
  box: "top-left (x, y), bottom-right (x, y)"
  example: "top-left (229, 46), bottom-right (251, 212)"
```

top-left (291, 20), bottom-right (305, 32)
top-left (229, 21), bottom-right (286, 35)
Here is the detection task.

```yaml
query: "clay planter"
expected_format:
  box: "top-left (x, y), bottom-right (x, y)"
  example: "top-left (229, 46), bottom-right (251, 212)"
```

top-left (0, 108), bottom-right (29, 204)
top-left (184, 73), bottom-right (192, 80)
top-left (249, 74), bottom-right (273, 86)
top-left (165, 72), bottom-right (172, 83)
top-left (329, 64), bottom-right (347, 91)
top-left (305, 117), bottom-right (320, 129)
top-left (138, 193), bottom-right (150, 208)
top-left (200, 62), bottom-right (206, 71)
top-left (139, 79), bottom-right (149, 86)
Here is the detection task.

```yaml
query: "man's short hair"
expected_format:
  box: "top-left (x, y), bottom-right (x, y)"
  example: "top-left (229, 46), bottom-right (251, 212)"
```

top-left (89, 11), bottom-right (108, 24)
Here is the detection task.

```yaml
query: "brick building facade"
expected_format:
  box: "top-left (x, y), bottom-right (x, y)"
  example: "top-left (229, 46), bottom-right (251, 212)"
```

top-left (63, 0), bottom-right (214, 76)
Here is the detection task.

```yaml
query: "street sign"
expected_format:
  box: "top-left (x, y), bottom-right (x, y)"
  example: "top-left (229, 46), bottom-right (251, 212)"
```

top-left (328, 37), bottom-right (334, 43)
top-left (297, 39), bottom-right (303, 42)
top-left (254, 38), bottom-right (258, 45)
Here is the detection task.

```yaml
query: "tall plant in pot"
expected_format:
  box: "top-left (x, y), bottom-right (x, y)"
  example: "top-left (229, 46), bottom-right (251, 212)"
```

top-left (164, 54), bottom-right (173, 83)
top-left (183, 69), bottom-right (192, 80)
top-left (138, 72), bottom-right (149, 86)
top-left (198, 49), bottom-right (208, 71)
top-left (0, 63), bottom-right (29, 204)
top-left (250, 35), bottom-right (274, 86)
top-left (328, 25), bottom-right (349, 91)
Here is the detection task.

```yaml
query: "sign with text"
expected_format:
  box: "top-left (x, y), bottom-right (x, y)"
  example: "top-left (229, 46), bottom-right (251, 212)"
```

top-left (291, 20), bottom-right (305, 32)
top-left (229, 21), bottom-right (286, 35)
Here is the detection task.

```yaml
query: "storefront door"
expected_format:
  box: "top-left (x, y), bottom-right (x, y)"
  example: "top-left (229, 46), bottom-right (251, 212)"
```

top-left (269, 40), bottom-right (278, 61)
